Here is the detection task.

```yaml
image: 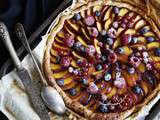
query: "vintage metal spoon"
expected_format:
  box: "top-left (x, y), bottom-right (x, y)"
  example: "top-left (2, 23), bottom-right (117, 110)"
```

top-left (15, 23), bottom-right (66, 115)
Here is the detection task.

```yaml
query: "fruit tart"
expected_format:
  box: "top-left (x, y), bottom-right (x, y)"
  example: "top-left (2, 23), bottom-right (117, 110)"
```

top-left (43, 0), bottom-right (160, 119)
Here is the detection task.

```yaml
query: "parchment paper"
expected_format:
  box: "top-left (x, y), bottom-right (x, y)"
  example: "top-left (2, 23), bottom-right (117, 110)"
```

top-left (0, 0), bottom-right (160, 120)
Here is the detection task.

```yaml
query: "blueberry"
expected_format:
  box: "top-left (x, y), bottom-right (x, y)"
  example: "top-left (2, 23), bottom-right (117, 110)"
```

top-left (101, 55), bottom-right (107, 61)
top-left (69, 88), bottom-right (77, 96)
top-left (144, 71), bottom-right (157, 86)
top-left (117, 47), bottom-right (124, 54)
top-left (128, 67), bottom-right (135, 74)
top-left (132, 37), bottom-right (138, 44)
top-left (132, 85), bottom-right (143, 95)
top-left (113, 7), bottom-right (119, 14)
top-left (155, 48), bottom-right (160, 56)
top-left (139, 27), bottom-right (149, 34)
top-left (95, 10), bottom-right (101, 16)
top-left (105, 37), bottom-right (113, 45)
top-left (146, 37), bottom-right (154, 42)
top-left (96, 64), bottom-right (103, 71)
top-left (80, 45), bottom-right (86, 52)
top-left (56, 56), bottom-right (61, 63)
top-left (81, 78), bottom-right (88, 85)
top-left (74, 42), bottom-right (82, 49)
top-left (57, 79), bottom-right (64, 86)
top-left (99, 104), bottom-right (109, 113)
top-left (104, 72), bottom-right (112, 81)
top-left (74, 13), bottom-right (81, 21)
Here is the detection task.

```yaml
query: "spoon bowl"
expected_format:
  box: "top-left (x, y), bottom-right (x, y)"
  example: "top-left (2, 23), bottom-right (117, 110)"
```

top-left (41, 86), bottom-right (66, 115)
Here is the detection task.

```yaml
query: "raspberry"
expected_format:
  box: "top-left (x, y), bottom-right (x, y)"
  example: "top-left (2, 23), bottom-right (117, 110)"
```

top-left (130, 56), bottom-right (141, 67)
top-left (114, 77), bottom-right (126, 89)
top-left (107, 27), bottom-right (116, 38)
top-left (64, 34), bottom-right (75, 47)
top-left (88, 27), bottom-right (99, 37)
top-left (108, 52), bottom-right (118, 63)
top-left (87, 82), bottom-right (99, 94)
top-left (121, 34), bottom-right (132, 45)
top-left (84, 16), bottom-right (95, 26)
top-left (86, 45), bottom-right (96, 56)
top-left (113, 21), bottom-right (119, 28)
top-left (60, 56), bottom-right (71, 67)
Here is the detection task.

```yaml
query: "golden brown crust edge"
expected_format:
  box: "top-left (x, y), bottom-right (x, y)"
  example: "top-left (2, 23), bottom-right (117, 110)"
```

top-left (43, 0), bottom-right (160, 120)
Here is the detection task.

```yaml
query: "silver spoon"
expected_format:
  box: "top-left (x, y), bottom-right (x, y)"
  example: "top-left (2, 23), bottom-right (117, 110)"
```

top-left (15, 23), bottom-right (66, 115)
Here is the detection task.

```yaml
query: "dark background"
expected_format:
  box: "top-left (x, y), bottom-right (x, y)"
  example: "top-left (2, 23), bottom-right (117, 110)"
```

top-left (0, 0), bottom-right (63, 119)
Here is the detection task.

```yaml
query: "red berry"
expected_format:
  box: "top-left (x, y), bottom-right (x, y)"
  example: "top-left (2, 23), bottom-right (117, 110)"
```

top-left (108, 52), bottom-right (118, 63)
top-left (89, 27), bottom-right (99, 37)
top-left (103, 64), bottom-right (108, 69)
top-left (60, 56), bottom-right (70, 67)
top-left (86, 45), bottom-right (96, 56)
top-left (121, 34), bottom-right (132, 45)
top-left (64, 34), bottom-right (75, 47)
top-left (84, 16), bottom-right (95, 26)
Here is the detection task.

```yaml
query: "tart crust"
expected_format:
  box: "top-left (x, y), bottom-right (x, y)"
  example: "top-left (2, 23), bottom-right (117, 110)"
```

top-left (43, 0), bottom-right (160, 119)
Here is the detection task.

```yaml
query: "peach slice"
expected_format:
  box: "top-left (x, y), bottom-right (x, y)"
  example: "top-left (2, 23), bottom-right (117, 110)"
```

top-left (125, 29), bottom-right (136, 35)
top-left (144, 32), bottom-right (155, 37)
top-left (106, 86), bottom-right (117, 98)
top-left (50, 56), bottom-right (57, 63)
top-left (117, 54), bottom-right (128, 63)
top-left (87, 8), bottom-right (92, 16)
top-left (50, 49), bottom-right (58, 57)
top-left (81, 28), bottom-right (90, 40)
top-left (52, 70), bottom-right (68, 79)
top-left (80, 10), bottom-right (86, 18)
top-left (50, 63), bottom-right (62, 70)
top-left (122, 71), bottom-right (138, 87)
top-left (104, 18), bottom-right (112, 31)
top-left (130, 43), bottom-right (146, 49)
top-left (137, 63), bottom-right (146, 73)
top-left (147, 42), bottom-right (160, 50)
top-left (63, 81), bottom-right (77, 90)
top-left (151, 56), bottom-right (160, 62)
top-left (103, 7), bottom-right (112, 21)
top-left (67, 20), bottom-right (79, 32)
top-left (122, 46), bottom-right (133, 55)
top-left (72, 51), bottom-right (85, 59)
top-left (64, 25), bottom-right (74, 36)
top-left (63, 75), bottom-right (75, 85)
top-left (92, 70), bottom-right (104, 76)
top-left (71, 59), bottom-right (79, 68)
top-left (57, 30), bottom-right (65, 38)
top-left (53, 42), bottom-right (69, 50)
top-left (140, 81), bottom-right (149, 96)
top-left (94, 38), bottom-right (101, 54)
top-left (112, 37), bottom-right (121, 49)
top-left (93, 5), bottom-right (102, 12)
top-left (137, 36), bottom-right (146, 43)
top-left (55, 36), bottom-right (63, 43)
top-left (118, 8), bottom-right (129, 16)
top-left (135, 20), bottom-right (146, 30)
top-left (76, 36), bottom-right (88, 47)
top-left (118, 87), bottom-right (127, 95)
top-left (116, 27), bottom-right (124, 37)
top-left (96, 22), bottom-right (102, 32)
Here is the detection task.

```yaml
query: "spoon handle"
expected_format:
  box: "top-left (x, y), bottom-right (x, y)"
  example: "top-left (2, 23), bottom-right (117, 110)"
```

top-left (15, 23), bottom-right (47, 86)
top-left (0, 22), bottom-right (22, 70)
